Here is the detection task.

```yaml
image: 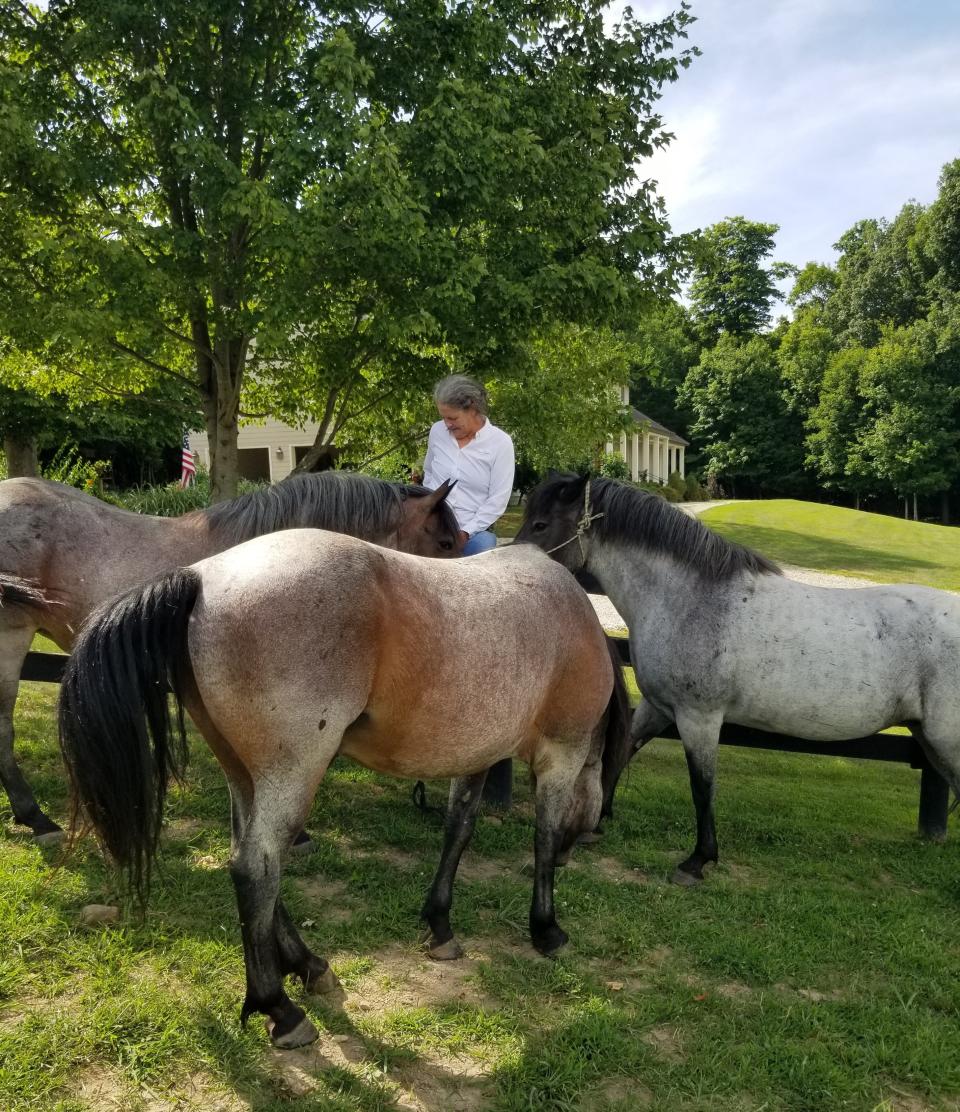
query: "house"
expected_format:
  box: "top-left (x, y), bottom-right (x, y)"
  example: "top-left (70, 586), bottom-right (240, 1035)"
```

top-left (188, 419), bottom-right (322, 483)
top-left (603, 386), bottom-right (687, 483)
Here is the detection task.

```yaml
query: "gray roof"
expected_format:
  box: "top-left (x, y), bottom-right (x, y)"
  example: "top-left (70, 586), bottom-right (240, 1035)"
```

top-left (630, 409), bottom-right (689, 447)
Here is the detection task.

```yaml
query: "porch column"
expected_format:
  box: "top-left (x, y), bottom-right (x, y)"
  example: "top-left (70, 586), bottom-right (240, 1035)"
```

top-left (619, 431), bottom-right (628, 464)
top-left (630, 431), bottom-right (640, 481)
top-left (659, 438), bottom-right (668, 484)
top-left (679, 446), bottom-right (685, 478)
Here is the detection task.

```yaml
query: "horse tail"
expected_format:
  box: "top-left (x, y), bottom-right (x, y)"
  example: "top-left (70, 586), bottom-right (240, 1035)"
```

top-left (0, 572), bottom-right (54, 613)
top-left (58, 567), bottom-right (200, 906)
top-left (599, 634), bottom-right (633, 823)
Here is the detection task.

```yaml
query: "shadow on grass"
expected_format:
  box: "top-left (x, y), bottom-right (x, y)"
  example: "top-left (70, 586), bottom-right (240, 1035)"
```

top-left (705, 522), bottom-right (943, 579)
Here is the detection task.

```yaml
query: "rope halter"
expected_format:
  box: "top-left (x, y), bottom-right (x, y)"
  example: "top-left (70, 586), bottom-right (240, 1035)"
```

top-left (545, 478), bottom-right (604, 560)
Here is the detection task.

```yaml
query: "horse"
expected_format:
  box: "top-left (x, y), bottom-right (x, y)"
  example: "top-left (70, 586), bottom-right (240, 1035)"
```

top-left (57, 530), bottom-right (631, 1047)
top-left (0, 471), bottom-right (459, 843)
top-left (515, 473), bottom-right (960, 885)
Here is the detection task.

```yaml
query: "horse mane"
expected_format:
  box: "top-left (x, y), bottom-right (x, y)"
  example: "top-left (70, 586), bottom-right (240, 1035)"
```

top-left (529, 475), bottom-right (781, 582)
top-left (591, 478), bottom-right (781, 580)
top-left (193, 471), bottom-right (451, 547)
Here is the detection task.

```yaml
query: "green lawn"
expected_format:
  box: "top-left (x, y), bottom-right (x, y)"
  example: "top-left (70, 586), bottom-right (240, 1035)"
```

top-left (702, 500), bottom-right (960, 591)
top-left (3, 679), bottom-right (960, 1111)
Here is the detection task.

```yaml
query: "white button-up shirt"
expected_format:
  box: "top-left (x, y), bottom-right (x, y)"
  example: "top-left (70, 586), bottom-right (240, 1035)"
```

top-left (423, 418), bottom-right (515, 536)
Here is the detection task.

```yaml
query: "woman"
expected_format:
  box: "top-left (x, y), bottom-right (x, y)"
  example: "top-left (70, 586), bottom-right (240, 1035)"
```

top-left (423, 375), bottom-right (515, 555)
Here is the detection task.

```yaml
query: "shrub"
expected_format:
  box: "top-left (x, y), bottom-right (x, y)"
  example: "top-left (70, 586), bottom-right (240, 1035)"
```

top-left (684, 472), bottom-right (707, 501)
top-left (43, 442), bottom-right (110, 494)
top-left (599, 454), bottom-right (629, 481)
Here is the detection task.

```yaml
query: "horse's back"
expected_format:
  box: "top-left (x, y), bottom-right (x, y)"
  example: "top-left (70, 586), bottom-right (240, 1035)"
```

top-left (186, 530), bottom-right (614, 779)
top-left (713, 574), bottom-right (960, 738)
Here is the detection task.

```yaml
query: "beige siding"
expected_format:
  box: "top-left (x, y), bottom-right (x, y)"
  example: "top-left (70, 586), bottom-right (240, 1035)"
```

top-left (188, 419), bottom-right (321, 483)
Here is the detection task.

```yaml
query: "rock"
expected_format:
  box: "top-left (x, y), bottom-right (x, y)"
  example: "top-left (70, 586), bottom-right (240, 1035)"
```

top-left (79, 904), bottom-right (120, 928)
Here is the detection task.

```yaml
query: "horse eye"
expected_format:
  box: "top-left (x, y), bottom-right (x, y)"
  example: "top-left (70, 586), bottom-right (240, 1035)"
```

top-left (439, 539), bottom-right (454, 551)
top-left (532, 521), bottom-right (548, 533)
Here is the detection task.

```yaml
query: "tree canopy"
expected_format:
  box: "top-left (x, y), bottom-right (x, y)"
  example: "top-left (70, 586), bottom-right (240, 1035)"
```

top-left (0, 0), bottom-right (696, 498)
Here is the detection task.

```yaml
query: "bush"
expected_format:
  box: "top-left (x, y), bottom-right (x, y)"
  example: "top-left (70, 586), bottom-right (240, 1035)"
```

top-left (684, 472), bottom-right (707, 501)
top-left (43, 442), bottom-right (110, 494)
top-left (599, 454), bottom-right (629, 481)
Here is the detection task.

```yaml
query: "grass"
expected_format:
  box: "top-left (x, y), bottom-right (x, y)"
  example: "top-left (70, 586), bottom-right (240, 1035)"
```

top-left (3, 678), bottom-right (960, 1110)
top-left (702, 500), bottom-right (960, 591)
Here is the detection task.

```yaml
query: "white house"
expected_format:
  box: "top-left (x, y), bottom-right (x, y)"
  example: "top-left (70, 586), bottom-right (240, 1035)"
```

top-left (188, 419), bottom-right (323, 484)
top-left (603, 385), bottom-right (687, 483)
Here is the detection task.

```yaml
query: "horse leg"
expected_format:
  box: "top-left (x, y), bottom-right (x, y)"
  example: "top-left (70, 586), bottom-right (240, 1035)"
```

top-left (529, 739), bottom-right (591, 957)
top-left (580, 697), bottom-right (672, 844)
top-left (672, 708), bottom-right (722, 887)
top-left (420, 769), bottom-right (489, 960)
top-left (911, 714), bottom-right (960, 842)
top-left (0, 620), bottom-right (62, 842)
top-left (228, 784), bottom-right (324, 1049)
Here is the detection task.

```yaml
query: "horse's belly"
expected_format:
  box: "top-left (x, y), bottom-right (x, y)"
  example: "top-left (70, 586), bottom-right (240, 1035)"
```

top-left (339, 712), bottom-right (527, 781)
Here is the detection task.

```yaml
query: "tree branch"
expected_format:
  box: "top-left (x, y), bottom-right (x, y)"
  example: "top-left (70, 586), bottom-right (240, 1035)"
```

top-left (355, 428), bottom-right (430, 469)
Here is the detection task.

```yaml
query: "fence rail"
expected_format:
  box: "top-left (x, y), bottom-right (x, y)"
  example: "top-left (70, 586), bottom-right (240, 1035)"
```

top-left (24, 646), bottom-right (951, 840)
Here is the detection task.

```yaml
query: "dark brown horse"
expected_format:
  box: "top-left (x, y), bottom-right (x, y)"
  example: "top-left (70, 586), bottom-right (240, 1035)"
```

top-left (58, 531), bottom-right (631, 1047)
top-left (0, 472), bottom-right (458, 842)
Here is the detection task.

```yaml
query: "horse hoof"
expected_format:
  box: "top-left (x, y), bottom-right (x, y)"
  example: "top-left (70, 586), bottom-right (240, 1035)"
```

top-left (576, 830), bottom-right (603, 845)
top-left (34, 829), bottom-right (65, 848)
top-left (290, 833), bottom-right (315, 856)
top-left (305, 966), bottom-right (341, 995)
top-left (428, 938), bottom-right (465, 961)
top-left (533, 926), bottom-right (569, 958)
top-left (670, 867), bottom-right (702, 887)
top-left (268, 1015), bottom-right (319, 1049)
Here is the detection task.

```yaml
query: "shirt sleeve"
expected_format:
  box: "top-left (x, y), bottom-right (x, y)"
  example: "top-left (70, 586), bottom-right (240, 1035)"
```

top-left (460, 434), bottom-right (515, 535)
top-left (422, 424), bottom-right (442, 490)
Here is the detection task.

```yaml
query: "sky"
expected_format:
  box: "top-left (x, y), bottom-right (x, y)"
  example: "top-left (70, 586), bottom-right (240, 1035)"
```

top-left (620, 0), bottom-right (960, 278)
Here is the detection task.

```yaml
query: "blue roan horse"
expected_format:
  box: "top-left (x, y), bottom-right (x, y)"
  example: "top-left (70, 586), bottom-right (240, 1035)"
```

top-left (516, 474), bottom-right (960, 884)
top-left (57, 530), bottom-right (631, 1047)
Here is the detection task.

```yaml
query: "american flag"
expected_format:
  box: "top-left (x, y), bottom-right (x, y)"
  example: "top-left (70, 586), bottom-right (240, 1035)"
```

top-left (179, 431), bottom-right (197, 489)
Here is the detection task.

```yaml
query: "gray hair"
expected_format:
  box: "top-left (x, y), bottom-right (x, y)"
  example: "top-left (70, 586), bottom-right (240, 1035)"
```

top-left (433, 374), bottom-right (488, 416)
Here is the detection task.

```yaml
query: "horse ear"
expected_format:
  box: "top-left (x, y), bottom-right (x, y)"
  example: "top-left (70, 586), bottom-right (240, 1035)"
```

top-left (425, 478), bottom-right (457, 507)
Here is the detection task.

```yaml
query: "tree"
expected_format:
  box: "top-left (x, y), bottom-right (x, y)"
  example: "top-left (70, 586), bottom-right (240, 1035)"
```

top-left (804, 346), bottom-right (878, 507)
top-left (688, 217), bottom-right (797, 341)
top-left (626, 299), bottom-right (700, 439)
top-left (0, 0), bottom-right (695, 499)
top-left (858, 319), bottom-right (960, 516)
top-left (491, 324), bottom-right (633, 475)
top-left (679, 333), bottom-right (805, 495)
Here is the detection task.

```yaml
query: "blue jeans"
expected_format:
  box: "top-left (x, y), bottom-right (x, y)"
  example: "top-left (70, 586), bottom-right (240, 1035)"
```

top-left (462, 530), bottom-right (498, 556)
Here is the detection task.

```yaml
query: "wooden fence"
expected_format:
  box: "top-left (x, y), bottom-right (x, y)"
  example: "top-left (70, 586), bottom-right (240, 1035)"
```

top-left (23, 645), bottom-right (952, 840)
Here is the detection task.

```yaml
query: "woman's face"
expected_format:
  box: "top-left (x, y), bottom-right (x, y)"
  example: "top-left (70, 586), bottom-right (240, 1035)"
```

top-left (438, 403), bottom-right (485, 439)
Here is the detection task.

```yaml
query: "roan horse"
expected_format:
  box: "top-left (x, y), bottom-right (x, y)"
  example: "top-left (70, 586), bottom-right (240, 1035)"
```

top-left (0, 472), bottom-right (459, 843)
top-left (57, 531), bottom-right (631, 1047)
top-left (516, 473), bottom-right (960, 885)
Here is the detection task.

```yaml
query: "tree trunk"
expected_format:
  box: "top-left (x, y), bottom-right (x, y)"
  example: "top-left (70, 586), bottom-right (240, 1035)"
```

top-left (854, 492), bottom-right (860, 511)
top-left (913, 492), bottom-right (918, 522)
top-left (940, 490), bottom-right (950, 526)
top-left (3, 435), bottom-right (38, 478)
top-left (199, 334), bottom-right (248, 503)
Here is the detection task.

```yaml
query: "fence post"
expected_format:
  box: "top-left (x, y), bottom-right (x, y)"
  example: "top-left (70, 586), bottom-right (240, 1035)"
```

top-left (918, 766), bottom-right (950, 843)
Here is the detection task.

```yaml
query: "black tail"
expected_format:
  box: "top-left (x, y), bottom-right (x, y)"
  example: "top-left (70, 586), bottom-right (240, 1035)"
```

top-left (599, 635), bottom-right (633, 823)
top-left (0, 572), bottom-right (54, 612)
top-left (58, 567), bottom-right (200, 905)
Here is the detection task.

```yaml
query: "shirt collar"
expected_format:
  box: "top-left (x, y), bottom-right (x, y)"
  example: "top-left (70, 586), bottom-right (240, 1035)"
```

top-left (444, 417), bottom-right (488, 445)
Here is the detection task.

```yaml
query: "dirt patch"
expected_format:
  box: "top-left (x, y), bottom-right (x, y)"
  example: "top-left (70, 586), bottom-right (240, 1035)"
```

top-left (163, 817), bottom-right (206, 841)
top-left (715, 980), bottom-right (754, 1000)
top-left (333, 835), bottom-right (422, 871)
top-left (345, 941), bottom-right (497, 1013)
top-left (581, 1076), bottom-right (654, 1110)
top-left (641, 1023), bottom-right (683, 1063)
top-left (393, 1051), bottom-right (491, 1112)
top-left (775, 983), bottom-right (846, 1003)
top-left (721, 861), bottom-right (767, 886)
top-left (294, 875), bottom-right (356, 924)
top-left (455, 852), bottom-right (512, 883)
top-left (577, 856), bottom-right (652, 886)
top-left (141, 1072), bottom-right (250, 1111)
top-left (75, 1064), bottom-right (132, 1109)
top-left (267, 1021), bottom-right (492, 1110)
top-left (637, 945), bottom-right (674, 972)
top-left (874, 1089), bottom-right (940, 1112)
